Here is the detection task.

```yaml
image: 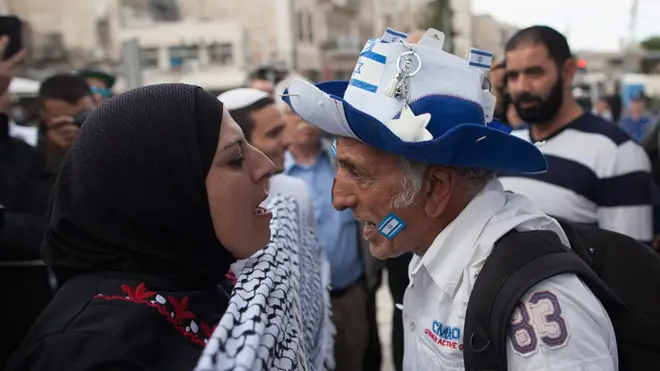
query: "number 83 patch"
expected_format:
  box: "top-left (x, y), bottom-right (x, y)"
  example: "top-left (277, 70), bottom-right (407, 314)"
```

top-left (509, 290), bottom-right (570, 357)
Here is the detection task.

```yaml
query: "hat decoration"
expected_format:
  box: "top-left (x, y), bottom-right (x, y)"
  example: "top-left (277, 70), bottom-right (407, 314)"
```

top-left (280, 27), bottom-right (547, 174)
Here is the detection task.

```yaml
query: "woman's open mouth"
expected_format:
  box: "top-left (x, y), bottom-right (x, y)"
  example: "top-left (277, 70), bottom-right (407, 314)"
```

top-left (254, 206), bottom-right (272, 217)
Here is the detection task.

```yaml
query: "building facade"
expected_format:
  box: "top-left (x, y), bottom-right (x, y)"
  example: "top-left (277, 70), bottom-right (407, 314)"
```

top-left (4, 0), bottom-right (469, 91)
top-left (471, 14), bottom-right (519, 61)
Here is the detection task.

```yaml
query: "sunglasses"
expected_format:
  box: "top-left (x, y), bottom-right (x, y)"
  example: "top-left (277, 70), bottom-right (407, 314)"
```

top-left (90, 86), bottom-right (112, 98)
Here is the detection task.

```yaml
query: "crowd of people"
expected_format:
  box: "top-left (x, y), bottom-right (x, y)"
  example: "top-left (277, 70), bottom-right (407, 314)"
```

top-left (1, 22), bottom-right (659, 371)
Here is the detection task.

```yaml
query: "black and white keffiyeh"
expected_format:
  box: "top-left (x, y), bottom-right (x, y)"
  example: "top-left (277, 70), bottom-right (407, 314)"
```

top-left (195, 194), bottom-right (334, 371)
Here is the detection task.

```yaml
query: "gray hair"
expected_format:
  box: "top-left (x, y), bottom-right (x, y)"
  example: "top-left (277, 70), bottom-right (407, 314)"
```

top-left (389, 158), bottom-right (427, 209)
top-left (388, 158), bottom-right (495, 209)
top-left (457, 167), bottom-right (496, 199)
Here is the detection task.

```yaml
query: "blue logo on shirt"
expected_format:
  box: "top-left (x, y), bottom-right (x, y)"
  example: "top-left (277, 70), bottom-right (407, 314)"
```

top-left (432, 320), bottom-right (462, 341)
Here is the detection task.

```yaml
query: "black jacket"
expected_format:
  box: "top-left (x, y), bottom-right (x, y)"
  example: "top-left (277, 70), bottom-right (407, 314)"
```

top-left (0, 115), bottom-right (55, 367)
top-left (0, 115), bottom-right (51, 259)
top-left (7, 272), bottom-right (230, 371)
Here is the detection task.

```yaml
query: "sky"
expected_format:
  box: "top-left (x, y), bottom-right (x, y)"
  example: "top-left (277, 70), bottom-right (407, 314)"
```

top-left (471, 0), bottom-right (660, 52)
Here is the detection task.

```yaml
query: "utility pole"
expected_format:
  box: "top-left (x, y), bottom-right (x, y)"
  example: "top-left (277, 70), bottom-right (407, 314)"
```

top-left (121, 39), bottom-right (143, 89)
top-left (629, 0), bottom-right (638, 48)
top-left (291, 0), bottom-right (298, 71)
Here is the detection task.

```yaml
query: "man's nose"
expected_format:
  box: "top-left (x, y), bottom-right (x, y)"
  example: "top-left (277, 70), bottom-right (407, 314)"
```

top-left (331, 176), bottom-right (358, 211)
top-left (280, 132), bottom-right (292, 149)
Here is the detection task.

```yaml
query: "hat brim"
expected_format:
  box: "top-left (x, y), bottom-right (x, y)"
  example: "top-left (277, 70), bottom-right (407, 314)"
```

top-left (282, 80), bottom-right (547, 174)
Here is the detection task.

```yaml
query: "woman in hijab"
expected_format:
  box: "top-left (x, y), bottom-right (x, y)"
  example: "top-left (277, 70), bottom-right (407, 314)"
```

top-left (7, 83), bottom-right (275, 370)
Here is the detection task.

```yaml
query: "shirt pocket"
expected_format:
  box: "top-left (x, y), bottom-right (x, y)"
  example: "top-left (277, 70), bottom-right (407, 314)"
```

top-left (418, 333), bottom-right (465, 371)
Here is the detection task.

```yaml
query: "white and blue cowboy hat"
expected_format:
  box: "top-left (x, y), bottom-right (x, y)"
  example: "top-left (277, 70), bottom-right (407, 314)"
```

top-left (281, 28), bottom-right (547, 173)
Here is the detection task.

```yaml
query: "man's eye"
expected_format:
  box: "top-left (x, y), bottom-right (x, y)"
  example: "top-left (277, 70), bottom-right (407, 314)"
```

top-left (346, 167), bottom-right (361, 178)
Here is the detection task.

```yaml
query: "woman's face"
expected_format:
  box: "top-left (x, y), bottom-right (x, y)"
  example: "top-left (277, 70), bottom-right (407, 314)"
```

top-left (206, 109), bottom-right (275, 259)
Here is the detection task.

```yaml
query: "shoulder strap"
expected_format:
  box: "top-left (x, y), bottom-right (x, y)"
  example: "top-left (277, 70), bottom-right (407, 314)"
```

top-left (463, 229), bottom-right (621, 371)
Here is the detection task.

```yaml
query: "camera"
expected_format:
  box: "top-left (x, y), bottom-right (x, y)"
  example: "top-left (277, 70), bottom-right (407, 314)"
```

top-left (72, 109), bottom-right (93, 127)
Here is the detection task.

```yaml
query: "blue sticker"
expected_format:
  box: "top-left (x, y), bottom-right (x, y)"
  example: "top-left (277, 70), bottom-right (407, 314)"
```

top-left (377, 213), bottom-right (406, 240)
top-left (330, 139), bottom-right (337, 158)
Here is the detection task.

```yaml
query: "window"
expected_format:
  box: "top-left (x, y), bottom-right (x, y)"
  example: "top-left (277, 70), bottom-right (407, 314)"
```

top-left (41, 33), bottom-right (67, 61)
top-left (168, 45), bottom-right (199, 60)
top-left (96, 19), bottom-right (111, 50)
top-left (208, 43), bottom-right (233, 65)
top-left (297, 11), bottom-right (304, 42)
top-left (139, 47), bottom-right (159, 68)
top-left (306, 12), bottom-right (313, 42)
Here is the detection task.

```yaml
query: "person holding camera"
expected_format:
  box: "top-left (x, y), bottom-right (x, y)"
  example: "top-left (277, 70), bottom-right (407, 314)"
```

top-left (37, 74), bottom-right (95, 187)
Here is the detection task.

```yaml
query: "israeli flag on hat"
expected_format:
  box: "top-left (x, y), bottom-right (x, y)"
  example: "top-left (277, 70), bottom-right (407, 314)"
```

top-left (468, 47), bottom-right (493, 71)
top-left (280, 27), bottom-right (547, 174)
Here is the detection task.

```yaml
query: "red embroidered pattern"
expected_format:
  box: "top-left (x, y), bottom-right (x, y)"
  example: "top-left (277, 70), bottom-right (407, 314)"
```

top-left (225, 270), bottom-right (237, 285)
top-left (94, 282), bottom-right (217, 348)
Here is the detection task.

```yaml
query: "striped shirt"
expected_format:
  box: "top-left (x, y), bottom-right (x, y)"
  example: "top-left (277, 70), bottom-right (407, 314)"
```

top-left (499, 113), bottom-right (654, 241)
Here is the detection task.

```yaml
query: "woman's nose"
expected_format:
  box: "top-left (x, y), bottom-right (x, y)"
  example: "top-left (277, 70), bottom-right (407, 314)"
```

top-left (254, 149), bottom-right (275, 185)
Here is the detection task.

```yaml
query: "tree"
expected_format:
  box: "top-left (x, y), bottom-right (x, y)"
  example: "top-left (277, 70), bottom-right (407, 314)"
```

top-left (422, 0), bottom-right (456, 53)
top-left (641, 36), bottom-right (660, 51)
top-left (640, 36), bottom-right (660, 74)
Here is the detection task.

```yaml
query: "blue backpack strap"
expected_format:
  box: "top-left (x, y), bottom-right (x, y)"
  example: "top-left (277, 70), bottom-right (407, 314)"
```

top-left (463, 229), bottom-right (621, 371)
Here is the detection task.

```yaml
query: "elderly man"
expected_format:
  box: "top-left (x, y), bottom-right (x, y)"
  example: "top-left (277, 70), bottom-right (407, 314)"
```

top-left (281, 27), bottom-right (617, 370)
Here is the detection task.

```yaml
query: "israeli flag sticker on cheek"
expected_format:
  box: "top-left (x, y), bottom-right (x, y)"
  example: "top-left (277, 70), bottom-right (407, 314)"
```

top-left (377, 213), bottom-right (406, 240)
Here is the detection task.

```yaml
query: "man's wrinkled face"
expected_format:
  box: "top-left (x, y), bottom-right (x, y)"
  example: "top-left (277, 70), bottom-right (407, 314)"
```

top-left (331, 137), bottom-right (428, 259)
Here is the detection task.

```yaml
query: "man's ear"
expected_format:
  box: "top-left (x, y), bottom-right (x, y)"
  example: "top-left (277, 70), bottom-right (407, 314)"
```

top-left (562, 58), bottom-right (577, 89)
top-left (423, 166), bottom-right (454, 218)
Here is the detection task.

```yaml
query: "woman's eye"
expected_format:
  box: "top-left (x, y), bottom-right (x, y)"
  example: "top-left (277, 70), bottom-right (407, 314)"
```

top-left (229, 155), bottom-right (244, 167)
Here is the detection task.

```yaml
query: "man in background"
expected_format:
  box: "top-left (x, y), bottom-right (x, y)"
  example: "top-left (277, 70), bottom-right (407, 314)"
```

top-left (620, 93), bottom-right (656, 143)
top-left (498, 26), bottom-right (654, 242)
top-left (593, 96), bottom-right (614, 122)
top-left (38, 74), bottom-right (95, 189)
top-left (276, 76), bottom-right (373, 371)
top-left (248, 70), bottom-right (276, 97)
top-left (78, 69), bottom-right (115, 105)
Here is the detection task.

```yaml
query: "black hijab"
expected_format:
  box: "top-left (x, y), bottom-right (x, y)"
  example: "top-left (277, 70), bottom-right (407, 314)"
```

top-left (42, 83), bottom-right (234, 285)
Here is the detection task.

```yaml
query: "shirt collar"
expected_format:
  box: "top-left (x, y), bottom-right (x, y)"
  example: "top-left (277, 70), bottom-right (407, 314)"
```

top-left (410, 179), bottom-right (507, 294)
top-left (410, 179), bottom-right (571, 297)
top-left (284, 145), bottom-right (332, 174)
top-left (284, 150), bottom-right (296, 173)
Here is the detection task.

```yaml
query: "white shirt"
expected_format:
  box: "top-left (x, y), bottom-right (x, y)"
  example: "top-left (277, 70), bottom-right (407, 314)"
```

top-left (9, 120), bottom-right (38, 147)
top-left (499, 115), bottom-right (653, 242)
top-left (402, 180), bottom-right (617, 371)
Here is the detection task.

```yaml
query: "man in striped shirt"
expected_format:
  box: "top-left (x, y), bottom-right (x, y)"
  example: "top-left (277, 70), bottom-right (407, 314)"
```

top-left (498, 26), bottom-right (654, 242)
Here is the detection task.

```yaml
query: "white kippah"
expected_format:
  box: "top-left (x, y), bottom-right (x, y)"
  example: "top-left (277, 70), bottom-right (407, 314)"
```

top-left (218, 88), bottom-right (270, 111)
